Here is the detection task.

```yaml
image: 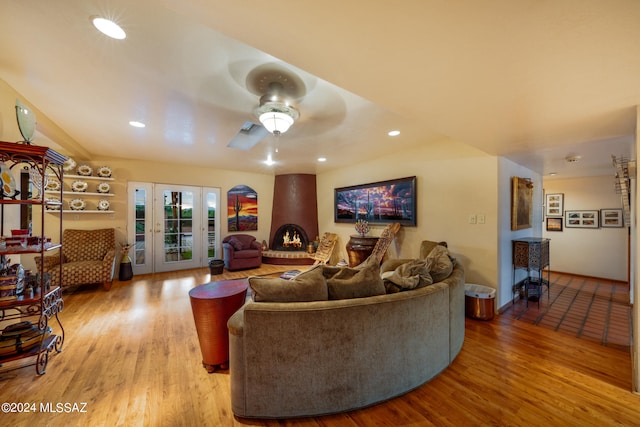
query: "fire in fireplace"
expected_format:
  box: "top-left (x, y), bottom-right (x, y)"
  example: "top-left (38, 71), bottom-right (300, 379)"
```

top-left (272, 224), bottom-right (309, 251)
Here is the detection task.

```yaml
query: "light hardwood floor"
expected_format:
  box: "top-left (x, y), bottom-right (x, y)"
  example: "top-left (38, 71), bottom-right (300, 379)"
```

top-left (0, 266), bottom-right (638, 427)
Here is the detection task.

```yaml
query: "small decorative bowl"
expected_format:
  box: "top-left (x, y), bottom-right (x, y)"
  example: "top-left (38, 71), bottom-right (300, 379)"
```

top-left (76, 164), bottom-right (93, 176)
top-left (97, 166), bottom-right (112, 178)
top-left (69, 198), bottom-right (86, 211)
top-left (63, 157), bottom-right (76, 172)
top-left (96, 182), bottom-right (111, 194)
top-left (97, 199), bottom-right (110, 211)
top-left (71, 180), bottom-right (88, 192)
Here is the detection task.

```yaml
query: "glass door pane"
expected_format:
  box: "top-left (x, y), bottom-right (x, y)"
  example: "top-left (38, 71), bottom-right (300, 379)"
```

top-left (204, 188), bottom-right (220, 261)
top-left (154, 185), bottom-right (201, 273)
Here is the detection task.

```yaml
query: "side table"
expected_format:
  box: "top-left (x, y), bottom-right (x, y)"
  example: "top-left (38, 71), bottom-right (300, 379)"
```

top-left (512, 237), bottom-right (550, 307)
top-left (189, 279), bottom-right (248, 373)
top-left (346, 235), bottom-right (379, 267)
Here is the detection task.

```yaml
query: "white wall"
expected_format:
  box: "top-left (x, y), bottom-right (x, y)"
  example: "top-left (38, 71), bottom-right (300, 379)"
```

top-left (497, 158), bottom-right (543, 309)
top-left (317, 137), bottom-right (499, 290)
top-left (543, 176), bottom-right (628, 282)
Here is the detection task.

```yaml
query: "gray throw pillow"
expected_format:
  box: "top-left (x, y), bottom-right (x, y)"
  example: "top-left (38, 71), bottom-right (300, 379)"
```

top-left (384, 259), bottom-right (433, 291)
top-left (323, 256), bottom-right (386, 300)
top-left (425, 245), bottom-right (453, 282)
top-left (249, 264), bottom-right (328, 302)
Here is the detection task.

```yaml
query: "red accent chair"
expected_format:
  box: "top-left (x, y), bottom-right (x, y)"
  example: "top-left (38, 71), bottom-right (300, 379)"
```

top-left (222, 234), bottom-right (262, 271)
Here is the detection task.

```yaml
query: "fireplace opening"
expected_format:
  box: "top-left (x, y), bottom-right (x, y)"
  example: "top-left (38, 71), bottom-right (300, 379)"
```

top-left (272, 224), bottom-right (309, 251)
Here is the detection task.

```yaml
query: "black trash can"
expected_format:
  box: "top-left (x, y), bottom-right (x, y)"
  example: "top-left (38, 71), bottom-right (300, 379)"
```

top-left (208, 259), bottom-right (224, 275)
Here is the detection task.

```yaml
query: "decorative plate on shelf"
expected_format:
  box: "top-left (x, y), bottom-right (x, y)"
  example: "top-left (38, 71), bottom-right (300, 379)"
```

top-left (97, 199), bottom-right (110, 211)
top-left (69, 198), bottom-right (86, 211)
top-left (0, 164), bottom-right (18, 199)
top-left (71, 180), bottom-right (88, 192)
top-left (45, 180), bottom-right (61, 191)
top-left (96, 182), bottom-right (111, 194)
top-left (76, 164), bottom-right (93, 176)
top-left (45, 197), bottom-right (61, 210)
top-left (63, 157), bottom-right (76, 172)
top-left (97, 166), bottom-right (112, 178)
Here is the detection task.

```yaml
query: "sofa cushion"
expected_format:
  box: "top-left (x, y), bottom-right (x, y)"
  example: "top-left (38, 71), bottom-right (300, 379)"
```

top-left (323, 256), bottom-right (386, 300)
top-left (425, 245), bottom-right (454, 282)
top-left (382, 258), bottom-right (433, 293)
top-left (249, 265), bottom-right (328, 302)
top-left (227, 237), bottom-right (244, 251)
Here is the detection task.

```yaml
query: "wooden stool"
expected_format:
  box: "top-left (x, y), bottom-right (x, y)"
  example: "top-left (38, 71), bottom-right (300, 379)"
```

top-left (189, 279), bottom-right (248, 373)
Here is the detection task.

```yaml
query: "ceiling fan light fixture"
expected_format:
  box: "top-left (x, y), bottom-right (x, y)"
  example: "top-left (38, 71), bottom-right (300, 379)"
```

top-left (259, 111), bottom-right (294, 135)
top-left (254, 101), bottom-right (299, 135)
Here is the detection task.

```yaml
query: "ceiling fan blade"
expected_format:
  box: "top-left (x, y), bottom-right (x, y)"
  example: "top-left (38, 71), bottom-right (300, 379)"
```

top-left (227, 121), bottom-right (269, 150)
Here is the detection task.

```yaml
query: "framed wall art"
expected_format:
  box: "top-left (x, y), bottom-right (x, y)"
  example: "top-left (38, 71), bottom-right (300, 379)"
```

top-left (565, 210), bottom-right (599, 229)
top-left (600, 208), bottom-right (624, 228)
top-left (545, 193), bottom-right (564, 217)
top-left (546, 217), bottom-right (563, 232)
top-left (511, 176), bottom-right (533, 231)
top-left (227, 184), bottom-right (258, 231)
top-left (334, 176), bottom-right (416, 226)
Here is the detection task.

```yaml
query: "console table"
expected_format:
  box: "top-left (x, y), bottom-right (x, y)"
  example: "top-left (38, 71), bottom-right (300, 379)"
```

top-left (512, 238), bottom-right (550, 307)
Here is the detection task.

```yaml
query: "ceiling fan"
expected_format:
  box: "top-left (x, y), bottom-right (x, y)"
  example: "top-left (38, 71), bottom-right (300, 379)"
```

top-left (227, 63), bottom-right (306, 151)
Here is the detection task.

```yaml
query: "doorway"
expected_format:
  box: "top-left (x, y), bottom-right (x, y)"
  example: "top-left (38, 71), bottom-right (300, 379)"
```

top-left (128, 182), bottom-right (220, 275)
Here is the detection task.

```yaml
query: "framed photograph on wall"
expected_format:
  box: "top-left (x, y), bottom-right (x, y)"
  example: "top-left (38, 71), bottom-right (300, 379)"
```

top-left (546, 217), bottom-right (563, 232)
top-left (565, 210), bottom-right (599, 229)
top-left (334, 176), bottom-right (416, 226)
top-left (600, 209), bottom-right (624, 228)
top-left (545, 193), bottom-right (564, 217)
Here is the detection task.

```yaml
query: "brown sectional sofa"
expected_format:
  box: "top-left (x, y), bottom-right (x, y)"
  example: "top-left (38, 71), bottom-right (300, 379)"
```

top-left (227, 245), bottom-right (465, 419)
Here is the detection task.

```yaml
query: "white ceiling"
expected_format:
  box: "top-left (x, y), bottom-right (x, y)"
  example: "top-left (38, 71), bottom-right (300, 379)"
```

top-left (0, 0), bottom-right (637, 178)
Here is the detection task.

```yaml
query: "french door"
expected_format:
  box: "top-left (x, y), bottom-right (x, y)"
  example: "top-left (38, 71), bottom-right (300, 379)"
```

top-left (128, 182), bottom-right (220, 275)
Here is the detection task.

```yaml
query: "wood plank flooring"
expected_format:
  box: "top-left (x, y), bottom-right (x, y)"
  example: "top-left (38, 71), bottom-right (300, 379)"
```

top-left (0, 266), bottom-right (638, 426)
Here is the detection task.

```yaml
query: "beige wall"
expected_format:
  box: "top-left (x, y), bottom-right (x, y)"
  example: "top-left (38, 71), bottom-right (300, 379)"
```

top-left (317, 137), bottom-right (499, 288)
top-left (543, 175), bottom-right (628, 282)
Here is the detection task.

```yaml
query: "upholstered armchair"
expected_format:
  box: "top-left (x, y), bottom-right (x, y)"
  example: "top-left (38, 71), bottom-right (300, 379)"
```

top-left (222, 234), bottom-right (262, 271)
top-left (36, 228), bottom-right (117, 291)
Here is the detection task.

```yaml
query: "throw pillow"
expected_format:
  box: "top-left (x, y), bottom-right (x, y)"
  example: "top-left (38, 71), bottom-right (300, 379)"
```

top-left (323, 255), bottom-right (386, 300)
top-left (227, 237), bottom-right (244, 251)
top-left (425, 245), bottom-right (453, 282)
top-left (249, 264), bottom-right (328, 302)
top-left (383, 259), bottom-right (433, 293)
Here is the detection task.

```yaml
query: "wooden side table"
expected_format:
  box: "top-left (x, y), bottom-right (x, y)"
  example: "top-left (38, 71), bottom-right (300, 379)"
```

top-left (346, 235), bottom-right (379, 267)
top-left (189, 279), bottom-right (248, 372)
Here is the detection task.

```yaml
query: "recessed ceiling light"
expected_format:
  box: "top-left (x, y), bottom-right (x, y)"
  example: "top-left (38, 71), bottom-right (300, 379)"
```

top-left (264, 155), bottom-right (275, 166)
top-left (129, 121), bottom-right (145, 128)
top-left (548, 172), bottom-right (557, 176)
top-left (565, 155), bottom-right (581, 163)
top-left (388, 130), bottom-right (400, 137)
top-left (317, 157), bottom-right (327, 162)
top-left (92, 17), bottom-right (126, 40)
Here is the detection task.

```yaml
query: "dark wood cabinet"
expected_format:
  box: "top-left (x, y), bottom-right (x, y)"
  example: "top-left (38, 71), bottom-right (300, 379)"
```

top-left (346, 235), bottom-right (379, 267)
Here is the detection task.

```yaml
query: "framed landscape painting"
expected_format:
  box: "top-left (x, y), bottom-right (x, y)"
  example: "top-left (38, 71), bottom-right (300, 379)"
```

top-left (565, 210), bottom-right (599, 229)
top-left (546, 217), bottom-right (563, 232)
top-left (601, 209), bottom-right (624, 228)
top-left (334, 176), bottom-right (416, 226)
